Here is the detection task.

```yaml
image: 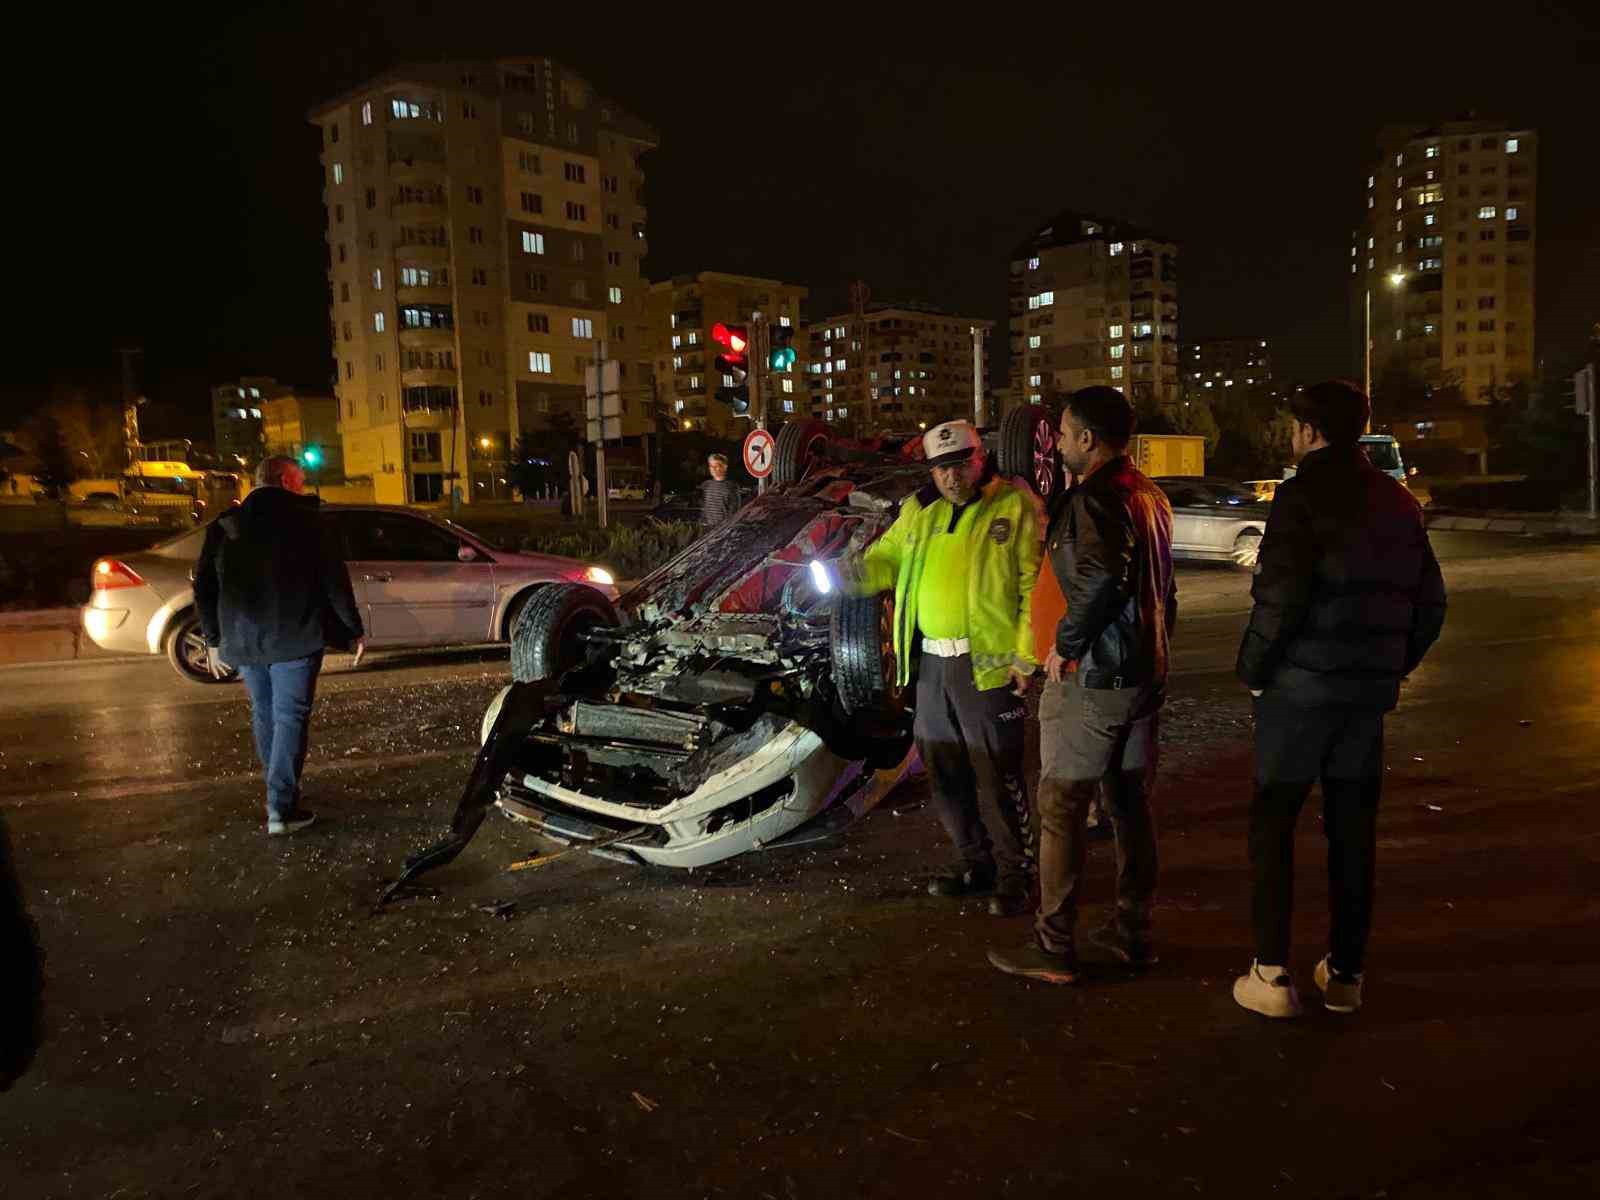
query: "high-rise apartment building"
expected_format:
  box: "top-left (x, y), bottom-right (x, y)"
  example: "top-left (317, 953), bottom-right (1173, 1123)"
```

top-left (804, 302), bottom-right (991, 435)
top-left (1180, 337), bottom-right (1273, 403)
top-left (644, 273), bottom-right (808, 438)
top-left (309, 59), bottom-right (657, 506)
top-left (1351, 119), bottom-right (1535, 406)
top-left (1009, 214), bottom-right (1179, 412)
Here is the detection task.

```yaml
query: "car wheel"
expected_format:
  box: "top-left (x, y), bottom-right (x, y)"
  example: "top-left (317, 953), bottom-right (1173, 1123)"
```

top-left (510, 583), bottom-right (620, 683)
top-left (996, 404), bottom-right (1060, 502)
top-left (501, 584), bottom-right (546, 641)
top-left (1232, 529), bottom-right (1263, 569)
top-left (830, 592), bottom-right (904, 716)
top-left (165, 611), bottom-right (238, 685)
top-left (773, 419), bottom-right (830, 487)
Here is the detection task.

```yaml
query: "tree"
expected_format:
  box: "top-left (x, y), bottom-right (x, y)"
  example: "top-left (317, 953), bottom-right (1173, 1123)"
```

top-left (1168, 398), bottom-right (1220, 454)
top-left (18, 413), bottom-right (74, 497)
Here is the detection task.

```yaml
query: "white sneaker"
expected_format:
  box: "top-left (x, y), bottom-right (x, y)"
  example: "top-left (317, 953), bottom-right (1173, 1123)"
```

top-left (1314, 957), bottom-right (1364, 1013)
top-left (1233, 959), bottom-right (1303, 1018)
top-left (267, 809), bottom-right (317, 837)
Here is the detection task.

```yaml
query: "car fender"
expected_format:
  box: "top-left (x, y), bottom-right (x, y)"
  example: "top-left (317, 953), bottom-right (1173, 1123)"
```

top-left (145, 586), bottom-right (198, 654)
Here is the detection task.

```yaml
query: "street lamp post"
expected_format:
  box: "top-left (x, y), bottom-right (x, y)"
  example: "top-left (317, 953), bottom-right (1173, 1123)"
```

top-left (1364, 270), bottom-right (1407, 403)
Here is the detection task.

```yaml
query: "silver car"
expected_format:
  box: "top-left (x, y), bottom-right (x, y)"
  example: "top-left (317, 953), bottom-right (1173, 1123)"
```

top-left (1155, 477), bottom-right (1271, 567)
top-left (81, 505), bottom-right (619, 683)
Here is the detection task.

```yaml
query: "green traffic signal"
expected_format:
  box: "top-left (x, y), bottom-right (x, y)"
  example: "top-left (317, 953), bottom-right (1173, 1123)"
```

top-left (769, 346), bottom-right (797, 371)
top-left (300, 445), bottom-right (323, 469)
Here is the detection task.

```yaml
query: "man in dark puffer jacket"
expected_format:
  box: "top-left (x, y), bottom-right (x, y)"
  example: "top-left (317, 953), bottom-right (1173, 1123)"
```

top-left (195, 456), bottom-right (364, 836)
top-left (1233, 381), bottom-right (1446, 1019)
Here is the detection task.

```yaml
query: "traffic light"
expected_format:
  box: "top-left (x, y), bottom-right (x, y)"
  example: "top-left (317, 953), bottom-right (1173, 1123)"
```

top-left (299, 445), bottom-right (323, 470)
top-left (712, 322), bottom-right (750, 416)
top-left (769, 324), bottom-right (798, 372)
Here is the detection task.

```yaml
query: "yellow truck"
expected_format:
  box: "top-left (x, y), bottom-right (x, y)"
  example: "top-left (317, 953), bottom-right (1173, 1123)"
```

top-left (1130, 434), bottom-right (1205, 478)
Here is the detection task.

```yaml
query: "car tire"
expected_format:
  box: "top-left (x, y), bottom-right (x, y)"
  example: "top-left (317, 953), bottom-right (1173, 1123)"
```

top-left (510, 583), bottom-right (620, 683)
top-left (501, 585), bottom-right (546, 642)
top-left (165, 611), bottom-right (238, 685)
top-left (830, 592), bottom-right (903, 716)
top-left (773, 420), bottom-right (830, 488)
top-left (996, 404), bottom-right (1061, 502)
top-left (1232, 529), bottom-right (1263, 569)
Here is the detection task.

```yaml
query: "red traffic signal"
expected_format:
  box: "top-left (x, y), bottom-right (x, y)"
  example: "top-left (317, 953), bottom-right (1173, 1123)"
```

top-left (711, 322), bottom-right (749, 358)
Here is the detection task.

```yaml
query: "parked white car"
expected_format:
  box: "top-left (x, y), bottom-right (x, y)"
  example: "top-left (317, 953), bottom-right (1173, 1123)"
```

top-left (81, 505), bottom-right (618, 683)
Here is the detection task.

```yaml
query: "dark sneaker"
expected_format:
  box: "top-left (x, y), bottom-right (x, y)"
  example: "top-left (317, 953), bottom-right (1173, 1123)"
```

top-left (1089, 920), bottom-right (1158, 967)
top-left (987, 941), bottom-right (1080, 985)
top-left (986, 883), bottom-right (1031, 918)
top-left (267, 809), bottom-right (317, 837)
top-left (928, 867), bottom-right (996, 899)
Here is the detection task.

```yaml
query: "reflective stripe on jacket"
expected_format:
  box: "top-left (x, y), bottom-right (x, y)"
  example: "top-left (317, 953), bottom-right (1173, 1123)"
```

top-left (846, 473), bottom-right (1043, 692)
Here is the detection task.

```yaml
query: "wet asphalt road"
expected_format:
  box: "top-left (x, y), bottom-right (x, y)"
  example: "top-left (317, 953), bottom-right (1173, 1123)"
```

top-left (2, 534), bottom-right (1598, 1198)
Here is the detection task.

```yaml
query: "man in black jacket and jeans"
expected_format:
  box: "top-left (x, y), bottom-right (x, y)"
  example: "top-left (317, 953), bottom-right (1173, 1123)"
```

top-left (195, 456), bottom-right (365, 836)
top-left (989, 387), bottom-right (1176, 985)
top-left (1233, 381), bottom-right (1446, 1018)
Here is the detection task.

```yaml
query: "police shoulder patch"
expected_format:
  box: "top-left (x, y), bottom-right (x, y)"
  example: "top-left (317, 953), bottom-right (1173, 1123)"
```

top-left (988, 517), bottom-right (1012, 545)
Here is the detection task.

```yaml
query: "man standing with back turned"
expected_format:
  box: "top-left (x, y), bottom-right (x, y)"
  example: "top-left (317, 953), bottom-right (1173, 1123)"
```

top-left (989, 387), bottom-right (1175, 984)
top-left (195, 455), bottom-right (365, 836)
top-left (1233, 381), bottom-right (1446, 1018)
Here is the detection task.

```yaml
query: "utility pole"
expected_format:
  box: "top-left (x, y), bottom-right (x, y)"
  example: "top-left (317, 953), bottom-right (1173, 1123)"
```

top-left (850, 280), bottom-right (870, 437)
top-left (1576, 363), bottom-right (1597, 519)
top-left (750, 313), bottom-right (768, 494)
top-left (593, 336), bottom-right (609, 530)
top-left (971, 325), bottom-right (986, 427)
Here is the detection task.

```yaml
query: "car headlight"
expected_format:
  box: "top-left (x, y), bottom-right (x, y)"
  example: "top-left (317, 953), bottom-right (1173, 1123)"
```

top-left (585, 566), bottom-right (615, 587)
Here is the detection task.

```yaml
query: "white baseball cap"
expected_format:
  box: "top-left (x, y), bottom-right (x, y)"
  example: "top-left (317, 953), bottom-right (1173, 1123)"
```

top-left (922, 420), bottom-right (981, 467)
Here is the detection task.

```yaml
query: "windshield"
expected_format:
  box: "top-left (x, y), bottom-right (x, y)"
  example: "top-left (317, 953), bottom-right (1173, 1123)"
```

top-left (1361, 439), bottom-right (1402, 471)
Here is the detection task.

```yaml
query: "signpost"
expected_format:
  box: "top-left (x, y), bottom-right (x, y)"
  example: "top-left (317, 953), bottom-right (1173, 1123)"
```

top-left (585, 350), bottom-right (620, 529)
top-left (742, 427), bottom-right (775, 480)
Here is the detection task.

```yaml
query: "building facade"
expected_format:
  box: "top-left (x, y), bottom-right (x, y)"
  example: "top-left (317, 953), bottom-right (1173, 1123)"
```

top-left (804, 302), bottom-right (991, 436)
top-left (1180, 337), bottom-right (1273, 404)
top-left (644, 273), bottom-right (808, 438)
top-left (210, 376), bottom-right (287, 465)
top-left (309, 58), bottom-right (657, 506)
top-left (1008, 214), bottom-right (1179, 413)
top-left (260, 392), bottom-right (342, 479)
top-left (1351, 119), bottom-right (1536, 407)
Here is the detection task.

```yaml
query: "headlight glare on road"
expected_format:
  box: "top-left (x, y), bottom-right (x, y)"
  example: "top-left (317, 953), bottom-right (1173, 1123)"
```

top-left (585, 566), bottom-right (615, 587)
top-left (808, 559), bottom-right (834, 595)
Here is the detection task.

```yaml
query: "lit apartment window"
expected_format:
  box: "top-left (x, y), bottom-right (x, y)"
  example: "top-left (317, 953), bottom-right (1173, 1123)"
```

top-left (373, 312), bottom-right (385, 332)
top-left (528, 352), bottom-right (552, 374)
top-left (1028, 393), bottom-right (1041, 404)
top-left (1368, 196), bottom-right (1374, 209)
top-left (823, 361), bottom-right (833, 373)
top-left (721, 374), bottom-right (733, 389)
top-left (672, 355), bottom-right (683, 369)
top-left (1367, 175), bottom-right (1374, 188)
top-left (572, 317), bottom-right (593, 339)
top-left (1134, 322), bottom-right (1152, 336)
top-left (361, 101), bottom-right (372, 125)
top-left (1425, 145), bottom-right (1439, 158)
top-left (835, 358), bottom-right (846, 371)
top-left (1027, 256), bottom-right (1040, 270)
top-left (1395, 197), bottom-right (1403, 211)
top-left (1110, 345), bottom-right (1125, 360)
top-left (1417, 190), bottom-right (1443, 206)
top-left (779, 315), bottom-right (791, 327)
top-left (1039, 291), bottom-right (1054, 306)
top-left (1394, 152), bottom-right (1403, 166)
top-left (687, 331), bottom-right (698, 345)
top-left (1394, 240), bottom-right (1404, 254)
top-left (1423, 213), bottom-right (1437, 227)
top-left (670, 314), bottom-right (678, 328)
top-left (1110, 365), bottom-right (1124, 380)
top-left (1108, 323), bottom-right (1123, 339)
top-left (1028, 374), bottom-right (1041, 387)
top-left (1506, 207), bottom-right (1519, 220)
top-left (689, 375), bottom-right (702, 389)
top-left (1028, 335), bottom-right (1041, 349)
top-left (1366, 236), bottom-right (1374, 249)
top-left (1478, 205), bottom-right (1497, 219)
top-left (331, 163), bottom-right (343, 185)
top-left (782, 379), bottom-right (793, 393)
top-left (671, 335), bottom-right (681, 349)
top-left (521, 231), bottom-right (545, 255)
top-left (1505, 138), bottom-right (1519, 153)
top-left (783, 399), bottom-right (795, 413)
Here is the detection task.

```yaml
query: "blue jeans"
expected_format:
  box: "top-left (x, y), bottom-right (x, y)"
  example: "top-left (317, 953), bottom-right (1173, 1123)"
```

top-left (237, 653), bottom-right (323, 820)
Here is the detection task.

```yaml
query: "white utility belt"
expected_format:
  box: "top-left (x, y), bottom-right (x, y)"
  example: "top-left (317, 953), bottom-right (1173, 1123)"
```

top-left (920, 636), bottom-right (971, 658)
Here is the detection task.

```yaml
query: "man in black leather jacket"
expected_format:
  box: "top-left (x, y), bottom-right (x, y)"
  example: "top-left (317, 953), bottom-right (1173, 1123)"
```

top-left (1232, 381), bottom-right (1446, 1019)
top-left (990, 387), bottom-right (1176, 985)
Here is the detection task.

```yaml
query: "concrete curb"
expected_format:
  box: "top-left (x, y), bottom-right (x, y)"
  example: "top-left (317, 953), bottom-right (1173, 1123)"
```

top-left (1426, 510), bottom-right (1600, 536)
top-left (0, 608), bottom-right (90, 666)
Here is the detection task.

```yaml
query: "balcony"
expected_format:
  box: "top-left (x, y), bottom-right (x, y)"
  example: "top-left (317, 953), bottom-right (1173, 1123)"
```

top-left (400, 366), bottom-right (459, 389)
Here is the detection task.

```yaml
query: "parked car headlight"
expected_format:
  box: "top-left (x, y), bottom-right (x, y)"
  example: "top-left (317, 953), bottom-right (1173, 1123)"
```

top-left (584, 566), bottom-right (615, 587)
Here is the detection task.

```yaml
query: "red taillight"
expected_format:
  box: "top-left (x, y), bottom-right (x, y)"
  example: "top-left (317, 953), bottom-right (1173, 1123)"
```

top-left (91, 559), bottom-right (144, 590)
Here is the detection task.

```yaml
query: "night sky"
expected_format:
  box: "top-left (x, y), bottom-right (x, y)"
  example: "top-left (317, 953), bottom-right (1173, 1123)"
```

top-left (13, 5), bottom-right (1600, 436)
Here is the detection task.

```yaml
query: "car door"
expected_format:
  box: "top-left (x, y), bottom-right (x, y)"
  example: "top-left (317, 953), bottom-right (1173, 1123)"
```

top-left (340, 511), bottom-right (496, 647)
top-left (318, 510), bottom-right (369, 641)
top-left (1159, 482), bottom-right (1206, 553)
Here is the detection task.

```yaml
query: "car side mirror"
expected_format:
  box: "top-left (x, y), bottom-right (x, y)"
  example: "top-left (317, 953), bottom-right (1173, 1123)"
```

top-left (457, 544), bottom-right (479, 563)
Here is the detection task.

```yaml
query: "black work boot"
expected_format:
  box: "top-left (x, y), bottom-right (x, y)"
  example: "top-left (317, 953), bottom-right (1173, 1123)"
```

top-left (1089, 919), bottom-right (1158, 968)
top-left (986, 877), bottom-right (1032, 917)
top-left (927, 865), bottom-right (996, 898)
